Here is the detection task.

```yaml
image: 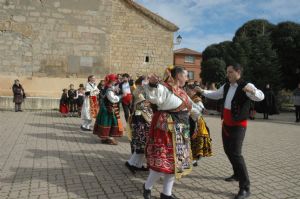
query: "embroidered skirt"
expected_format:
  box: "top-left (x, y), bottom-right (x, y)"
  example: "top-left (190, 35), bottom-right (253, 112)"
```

top-left (93, 101), bottom-right (123, 138)
top-left (191, 116), bottom-right (212, 159)
top-left (130, 115), bottom-right (150, 154)
top-left (146, 111), bottom-right (192, 179)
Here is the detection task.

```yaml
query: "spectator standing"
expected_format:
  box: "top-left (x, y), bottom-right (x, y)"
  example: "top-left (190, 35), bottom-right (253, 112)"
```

top-left (12, 79), bottom-right (25, 112)
top-left (293, 82), bottom-right (300, 122)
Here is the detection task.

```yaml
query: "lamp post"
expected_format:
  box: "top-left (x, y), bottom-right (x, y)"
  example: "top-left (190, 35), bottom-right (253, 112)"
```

top-left (173, 35), bottom-right (182, 65)
top-left (174, 35), bottom-right (182, 46)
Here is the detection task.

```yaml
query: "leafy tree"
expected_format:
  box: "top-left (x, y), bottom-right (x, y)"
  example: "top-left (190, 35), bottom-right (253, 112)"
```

top-left (248, 35), bottom-right (282, 93)
top-left (233, 19), bottom-right (275, 41)
top-left (271, 21), bottom-right (300, 89)
top-left (201, 58), bottom-right (226, 87)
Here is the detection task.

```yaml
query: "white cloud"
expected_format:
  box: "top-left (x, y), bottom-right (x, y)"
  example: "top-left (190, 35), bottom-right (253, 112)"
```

top-left (256, 0), bottom-right (300, 22)
top-left (136, 0), bottom-right (300, 51)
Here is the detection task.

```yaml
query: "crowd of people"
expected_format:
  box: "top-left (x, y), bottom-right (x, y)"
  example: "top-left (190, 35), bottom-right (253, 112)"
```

top-left (12, 64), bottom-right (299, 199)
top-left (62, 64), bottom-right (266, 199)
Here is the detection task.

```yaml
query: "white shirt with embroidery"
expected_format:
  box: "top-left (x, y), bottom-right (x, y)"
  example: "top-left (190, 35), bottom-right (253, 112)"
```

top-left (144, 84), bottom-right (203, 116)
top-left (81, 82), bottom-right (99, 120)
top-left (106, 87), bottom-right (120, 103)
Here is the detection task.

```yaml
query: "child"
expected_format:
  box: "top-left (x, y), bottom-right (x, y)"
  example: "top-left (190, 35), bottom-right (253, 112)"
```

top-left (68, 84), bottom-right (77, 116)
top-left (59, 89), bottom-right (69, 117)
top-left (77, 84), bottom-right (85, 117)
top-left (187, 85), bottom-right (212, 167)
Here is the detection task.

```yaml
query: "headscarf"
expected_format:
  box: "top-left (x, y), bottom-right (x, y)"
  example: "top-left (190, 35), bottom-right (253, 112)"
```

top-left (104, 74), bottom-right (117, 86)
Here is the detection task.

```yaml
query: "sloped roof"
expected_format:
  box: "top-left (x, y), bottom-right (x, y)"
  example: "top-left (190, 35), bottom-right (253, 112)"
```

top-left (123, 0), bottom-right (179, 32)
top-left (174, 48), bottom-right (202, 56)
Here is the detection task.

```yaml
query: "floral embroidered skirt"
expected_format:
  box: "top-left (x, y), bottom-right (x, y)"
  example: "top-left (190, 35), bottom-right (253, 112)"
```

top-left (191, 116), bottom-right (212, 159)
top-left (146, 111), bottom-right (192, 179)
top-left (130, 115), bottom-right (150, 154)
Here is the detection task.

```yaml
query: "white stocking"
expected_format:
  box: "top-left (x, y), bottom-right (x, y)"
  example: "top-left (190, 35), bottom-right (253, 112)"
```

top-left (145, 169), bottom-right (162, 190)
top-left (162, 174), bottom-right (175, 196)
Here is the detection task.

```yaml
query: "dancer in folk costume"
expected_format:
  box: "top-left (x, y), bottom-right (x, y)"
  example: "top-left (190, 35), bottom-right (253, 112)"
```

top-left (93, 74), bottom-right (123, 145)
top-left (81, 75), bottom-right (100, 131)
top-left (59, 88), bottom-right (69, 117)
top-left (197, 64), bottom-right (264, 199)
top-left (125, 76), bottom-right (153, 174)
top-left (143, 66), bottom-right (203, 199)
top-left (186, 85), bottom-right (212, 167)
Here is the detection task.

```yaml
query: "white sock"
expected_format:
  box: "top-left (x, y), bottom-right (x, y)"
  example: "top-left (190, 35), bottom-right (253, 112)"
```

top-left (133, 153), bottom-right (145, 168)
top-left (162, 174), bottom-right (175, 196)
top-left (86, 119), bottom-right (92, 129)
top-left (128, 152), bottom-right (137, 166)
top-left (145, 169), bottom-right (162, 190)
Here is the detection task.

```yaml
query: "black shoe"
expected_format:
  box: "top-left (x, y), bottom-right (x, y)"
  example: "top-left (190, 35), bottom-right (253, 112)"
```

top-left (125, 161), bottom-right (136, 174)
top-left (234, 189), bottom-right (250, 199)
top-left (160, 193), bottom-right (178, 199)
top-left (193, 161), bottom-right (198, 167)
top-left (224, 175), bottom-right (238, 182)
top-left (80, 125), bottom-right (91, 131)
top-left (136, 166), bottom-right (149, 171)
top-left (143, 184), bottom-right (151, 199)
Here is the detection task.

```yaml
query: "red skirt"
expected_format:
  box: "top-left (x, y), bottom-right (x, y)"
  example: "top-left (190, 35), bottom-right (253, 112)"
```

top-left (59, 104), bottom-right (69, 114)
top-left (146, 112), bottom-right (175, 174)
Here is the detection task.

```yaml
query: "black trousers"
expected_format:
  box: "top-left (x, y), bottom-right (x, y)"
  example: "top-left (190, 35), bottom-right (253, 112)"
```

top-left (222, 124), bottom-right (250, 190)
top-left (15, 103), bottom-right (22, 111)
top-left (122, 102), bottom-right (131, 122)
top-left (295, 105), bottom-right (300, 121)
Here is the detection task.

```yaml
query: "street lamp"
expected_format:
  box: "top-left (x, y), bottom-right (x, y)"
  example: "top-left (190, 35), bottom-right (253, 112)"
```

top-left (174, 35), bottom-right (182, 45)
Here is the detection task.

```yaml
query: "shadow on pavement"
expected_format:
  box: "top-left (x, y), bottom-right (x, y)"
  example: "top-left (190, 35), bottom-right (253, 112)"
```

top-left (0, 148), bottom-right (146, 199)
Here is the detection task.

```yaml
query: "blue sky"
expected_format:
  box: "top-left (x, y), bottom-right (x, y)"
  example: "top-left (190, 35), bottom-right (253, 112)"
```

top-left (136, 0), bottom-right (300, 52)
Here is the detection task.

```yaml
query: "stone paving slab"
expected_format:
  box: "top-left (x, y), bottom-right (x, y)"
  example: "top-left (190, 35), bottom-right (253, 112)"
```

top-left (0, 110), bottom-right (299, 199)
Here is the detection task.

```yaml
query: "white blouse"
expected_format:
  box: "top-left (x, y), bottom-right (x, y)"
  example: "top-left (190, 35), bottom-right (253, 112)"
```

top-left (202, 83), bottom-right (264, 110)
top-left (85, 82), bottom-right (99, 96)
top-left (145, 84), bottom-right (203, 116)
top-left (106, 88), bottom-right (120, 103)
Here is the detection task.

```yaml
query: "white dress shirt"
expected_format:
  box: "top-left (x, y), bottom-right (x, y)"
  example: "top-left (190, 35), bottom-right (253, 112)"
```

top-left (202, 83), bottom-right (264, 110)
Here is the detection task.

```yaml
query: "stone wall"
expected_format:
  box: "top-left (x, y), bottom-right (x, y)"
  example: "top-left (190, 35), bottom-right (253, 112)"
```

top-left (0, 0), bottom-right (111, 78)
top-left (0, 96), bottom-right (59, 110)
top-left (0, 0), bottom-right (176, 98)
top-left (110, 0), bottom-right (173, 75)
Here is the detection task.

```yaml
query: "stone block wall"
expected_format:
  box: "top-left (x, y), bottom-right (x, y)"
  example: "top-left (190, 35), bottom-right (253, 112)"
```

top-left (0, 0), bottom-right (176, 98)
top-left (110, 0), bottom-right (173, 76)
top-left (0, 0), bottom-right (111, 78)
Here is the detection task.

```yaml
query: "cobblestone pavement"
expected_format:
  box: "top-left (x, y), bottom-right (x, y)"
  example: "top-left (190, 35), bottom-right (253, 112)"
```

top-left (0, 110), bottom-right (299, 199)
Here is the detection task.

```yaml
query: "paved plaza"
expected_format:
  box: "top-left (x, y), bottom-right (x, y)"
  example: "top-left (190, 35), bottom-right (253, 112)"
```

top-left (0, 110), bottom-right (299, 199)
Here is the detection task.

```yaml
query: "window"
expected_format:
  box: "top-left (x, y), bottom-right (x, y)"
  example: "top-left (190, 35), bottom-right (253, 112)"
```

top-left (185, 56), bottom-right (195, 63)
top-left (145, 56), bottom-right (149, 63)
top-left (188, 71), bottom-right (194, 80)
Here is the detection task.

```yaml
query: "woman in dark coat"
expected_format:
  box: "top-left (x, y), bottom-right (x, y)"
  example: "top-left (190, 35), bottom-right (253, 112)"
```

top-left (262, 84), bottom-right (278, 119)
top-left (12, 79), bottom-right (25, 112)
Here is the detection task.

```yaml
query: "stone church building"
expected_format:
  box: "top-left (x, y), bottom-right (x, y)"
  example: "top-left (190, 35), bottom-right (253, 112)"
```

top-left (0, 0), bottom-right (178, 105)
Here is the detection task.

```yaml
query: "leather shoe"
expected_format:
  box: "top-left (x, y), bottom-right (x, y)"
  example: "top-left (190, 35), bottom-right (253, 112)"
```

top-left (224, 175), bottom-right (238, 182)
top-left (125, 161), bottom-right (136, 174)
top-left (234, 189), bottom-right (250, 199)
top-left (160, 193), bottom-right (178, 199)
top-left (143, 184), bottom-right (151, 199)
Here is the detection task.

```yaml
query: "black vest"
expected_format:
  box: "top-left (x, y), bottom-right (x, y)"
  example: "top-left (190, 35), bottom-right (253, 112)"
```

top-left (223, 80), bottom-right (251, 121)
